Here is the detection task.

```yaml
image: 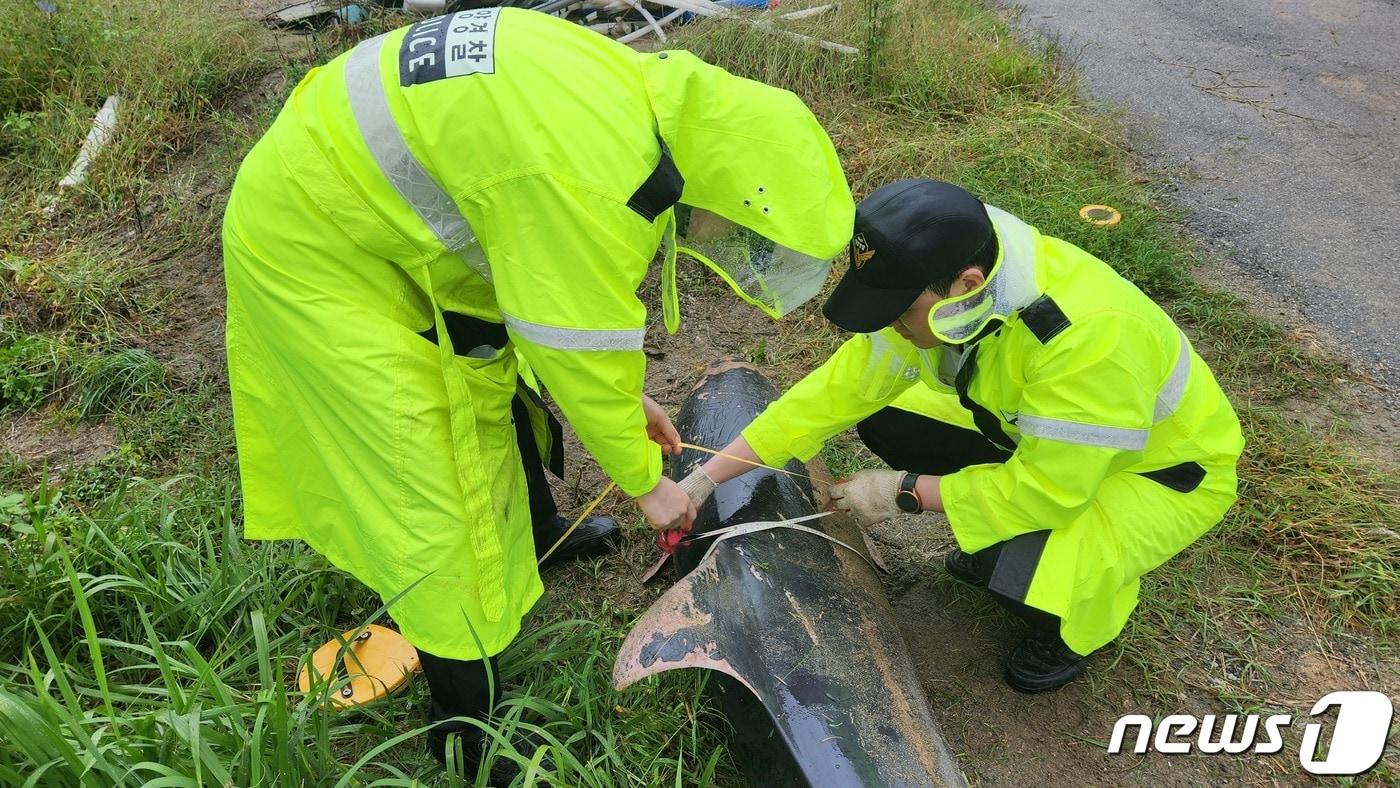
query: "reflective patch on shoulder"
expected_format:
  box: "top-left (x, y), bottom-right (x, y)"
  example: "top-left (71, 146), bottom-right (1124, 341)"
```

top-left (1018, 294), bottom-right (1071, 344)
top-left (627, 144), bottom-right (684, 221)
top-left (399, 9), bottom-right (501, 87)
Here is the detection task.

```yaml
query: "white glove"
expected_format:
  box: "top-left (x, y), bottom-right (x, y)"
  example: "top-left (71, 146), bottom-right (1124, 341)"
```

top-left (829, 469), bottom-right (904, 526)
top-left (676, 467), bottom-right (717, 508)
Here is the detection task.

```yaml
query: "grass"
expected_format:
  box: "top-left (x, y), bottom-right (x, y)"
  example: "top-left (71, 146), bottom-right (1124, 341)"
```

top-left (0, 0), bottom-right (1396, 783)
top-left (0, 0), bottom-right (272, 237)
top-left (0, 329), bottom-right (167, 421)
top-left (0, 0), bottom-right (267, 427)
top-left (0, 478), bottom-right (733, 784)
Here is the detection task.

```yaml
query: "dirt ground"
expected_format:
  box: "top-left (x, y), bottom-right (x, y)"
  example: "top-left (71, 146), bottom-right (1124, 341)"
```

top-left (1, 411), bottom-right (117, 469)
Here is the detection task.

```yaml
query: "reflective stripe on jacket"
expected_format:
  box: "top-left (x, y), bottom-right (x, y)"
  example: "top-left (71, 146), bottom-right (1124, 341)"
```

top-left (742, 208), bottom-right (1245, 653)
top-left (226, 10), bottom-right (678, 658)
top-left (299, 10), bottom-right (670, 499)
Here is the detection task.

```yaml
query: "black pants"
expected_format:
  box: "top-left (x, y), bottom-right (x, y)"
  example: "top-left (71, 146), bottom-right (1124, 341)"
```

top-left (513, 394), bottom-right (559, 528)
top-left (414, 395), bottom-right (559, 759)
top-left (423, 314), bottom-right (561, 531)
top-left (856, 407), bottom-right (1059, 634)
top-left (417, 649), bottom-right (497, 763)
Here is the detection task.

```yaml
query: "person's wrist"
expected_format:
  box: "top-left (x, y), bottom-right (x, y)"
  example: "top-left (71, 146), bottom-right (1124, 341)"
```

top-left (678, 466), bottom-right (716, 503)
top-left (895, 472), bottom-right (922, 513)
top-left (638, 474), bottom-right (668, 499)
top-left (699, 459), bottom-right (720, 482)
top-left (913, 473), bottom-right (943, 512)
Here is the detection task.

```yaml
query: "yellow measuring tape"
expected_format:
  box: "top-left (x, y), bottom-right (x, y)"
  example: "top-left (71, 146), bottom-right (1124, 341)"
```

top-left (536, 480), bottom-right (618, 566)
top-left (677, 442), bottom-right (818, 483)
top-left (535, 441), bottom-right (824, 566)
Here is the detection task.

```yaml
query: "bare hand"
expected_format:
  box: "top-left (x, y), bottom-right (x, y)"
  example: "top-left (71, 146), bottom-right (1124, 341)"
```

top-left (642, 394), bottom-right (682, 456)
top-left (637, 476), bottom-right (697, 531)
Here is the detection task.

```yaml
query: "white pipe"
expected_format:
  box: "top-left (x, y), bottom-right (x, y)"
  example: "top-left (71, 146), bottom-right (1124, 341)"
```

top-left (59, 95), bottom-right (120, 189)
top-left (778, 3), bottom-right (836, 20)
top-left (626, 0), bottom-right (669, 42)
top-left (641, 0), bottom-right (727, 16)
top-left (616, 7), bottom-right (687, 43)
top-left (643, 0), bottom-right (857, 53)
top-left (765, 23), bottom-right (856, 53)
top-left (615, 0), bottom-right (734, 45)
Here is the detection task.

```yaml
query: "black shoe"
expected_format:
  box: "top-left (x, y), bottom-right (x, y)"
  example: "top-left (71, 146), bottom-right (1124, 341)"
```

top-left (943, 548), bottom-right (986, 587)
top-left (535, 514), bottom-right (621, 570)
top-left (1004, 629), bottom-right (1087, 693)
top-left (426, 719), bottom-right (485, 771)
top-left (428, 721), bottom-right (526, 782)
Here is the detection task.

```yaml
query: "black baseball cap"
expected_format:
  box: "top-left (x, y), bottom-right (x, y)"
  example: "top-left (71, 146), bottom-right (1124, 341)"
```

top-left (822, 179), bottom-right (997, 333)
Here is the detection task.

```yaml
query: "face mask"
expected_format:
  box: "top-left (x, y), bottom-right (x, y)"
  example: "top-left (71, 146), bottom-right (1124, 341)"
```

top-left (926, 247), bottom-right (1006, 344)
top-left (675, 205), bottom-right (836, 319)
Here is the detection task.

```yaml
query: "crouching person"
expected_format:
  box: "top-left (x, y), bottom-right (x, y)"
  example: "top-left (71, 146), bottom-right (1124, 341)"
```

top-left (677, 180), bottom-right (1244, 693)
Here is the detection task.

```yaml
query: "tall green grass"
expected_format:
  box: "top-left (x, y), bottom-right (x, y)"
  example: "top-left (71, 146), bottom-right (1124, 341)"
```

top-left (1, 0), bottom-right (269, 423)
top-left (0, 479), bottom-right (736, 783)
top-left (1, 0), bottom-right (273, 234)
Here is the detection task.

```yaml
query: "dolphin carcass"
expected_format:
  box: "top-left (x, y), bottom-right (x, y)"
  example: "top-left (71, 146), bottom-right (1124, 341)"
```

top-left (614, 359), bottom-right (966, 787)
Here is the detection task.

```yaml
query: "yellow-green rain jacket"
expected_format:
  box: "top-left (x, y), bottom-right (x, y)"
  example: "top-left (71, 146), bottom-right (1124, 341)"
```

top-left (223, 9), bottom-right (852, 659)
top-left (743, 206), bottom-right (1244, 655)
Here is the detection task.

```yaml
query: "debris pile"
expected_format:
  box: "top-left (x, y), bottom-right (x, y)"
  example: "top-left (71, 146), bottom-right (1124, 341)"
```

top-left (265, 0), bottom-right (850, 52)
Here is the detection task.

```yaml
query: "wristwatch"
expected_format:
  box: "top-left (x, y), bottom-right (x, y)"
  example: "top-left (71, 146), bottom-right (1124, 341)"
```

top-left (895, 473), bottom-right (923, 513)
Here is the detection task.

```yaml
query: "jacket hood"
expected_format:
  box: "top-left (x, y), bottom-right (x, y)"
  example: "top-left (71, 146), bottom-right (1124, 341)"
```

top-left (640, 50), bottom-right (854, 260)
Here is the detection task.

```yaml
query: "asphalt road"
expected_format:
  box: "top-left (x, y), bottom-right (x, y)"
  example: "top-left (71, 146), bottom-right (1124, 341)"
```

top-left (1008, 0), bottom-right (1400, 387)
